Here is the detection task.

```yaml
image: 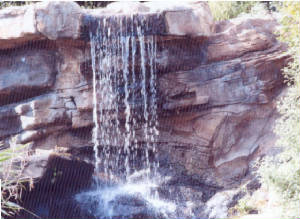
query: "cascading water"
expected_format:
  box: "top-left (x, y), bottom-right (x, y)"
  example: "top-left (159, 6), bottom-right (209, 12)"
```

top-left (89, 16), bottom-right (159, 181)
top-left (75, 15), bottom-right (175, 218)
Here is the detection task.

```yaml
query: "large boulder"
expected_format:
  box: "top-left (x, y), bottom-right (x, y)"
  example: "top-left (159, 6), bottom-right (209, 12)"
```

top-left (0, 4), bottom-right (38, 48)
top-left (35, 1), bottom-right (83, 40)
top-left (0, 1), bottom-right (83, 49)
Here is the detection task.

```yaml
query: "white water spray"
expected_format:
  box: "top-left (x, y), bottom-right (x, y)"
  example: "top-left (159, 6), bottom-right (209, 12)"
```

top-left (77, 15), bottom-right (176, 219)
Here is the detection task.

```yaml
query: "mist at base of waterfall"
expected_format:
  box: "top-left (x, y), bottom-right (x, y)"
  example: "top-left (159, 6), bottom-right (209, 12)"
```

top-left (75, 170), bottom-right (176, 219)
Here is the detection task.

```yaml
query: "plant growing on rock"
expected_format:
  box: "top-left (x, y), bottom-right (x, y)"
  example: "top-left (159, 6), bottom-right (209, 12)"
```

top-left (75, 1), bottom-right (112, 9)
top-left (0, 1), bottom-right (35, 10)
top-left (0, 141), bottom-right (31, 218)
top-left (257, 2), bottom-right (300, 218)
top-left (208, 1), bottom-right (258, 21)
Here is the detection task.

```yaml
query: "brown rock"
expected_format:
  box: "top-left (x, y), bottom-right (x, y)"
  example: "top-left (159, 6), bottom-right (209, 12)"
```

top-left (0, 49), bottom-right (57, 106)
top-left (14, 94), bottom-right (67, 131)
top-left (164, 2), bottom-right (214, 36)
top-left (0, 2), bottom-right (83, 49)
top-left (0, 105), bottom-right (21, 139)
top-left (207, 16), bottom-right (278, 63)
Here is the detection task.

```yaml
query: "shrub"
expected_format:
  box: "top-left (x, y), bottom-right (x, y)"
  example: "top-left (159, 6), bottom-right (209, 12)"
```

top-left (75, 1), bottom-right (112, 9)
top-left (0, 2), bottom-right (34, 10)
top-left (0, 141), bottom-right (30, 218)
top-left (257, 2), bottom-right (300, 218)
top-left (0, 1), bottom-right (111, 10)
top-left (208, 1), bottom-right (258, 21)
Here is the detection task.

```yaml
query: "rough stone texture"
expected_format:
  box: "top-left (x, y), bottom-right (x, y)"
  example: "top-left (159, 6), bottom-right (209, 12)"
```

top-left (152, 13), bottom-right (288, 188)
top-left (207, 16), bottom-right (278, 63)
top-left (0, 105), bottom-right (21, 139)
top-left (35, 1), bottom-right (83, 40)
top-left (0, 2), bottom-right (289, 216)
top-left (0, 1), bottom-right (83, 49)
top-left (22, 149), bottom-right (54, 179)
top-left (0, 48), bottom-right (57, 106)
top-left (0, 5), bottom-right (39, 48)
top-left (164, 2), bottom-right (215, 36)
top-left (0, 5), bottom-right (36, 39)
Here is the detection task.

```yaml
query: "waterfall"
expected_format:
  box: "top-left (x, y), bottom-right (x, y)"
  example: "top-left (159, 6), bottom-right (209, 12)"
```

top-left (75, 15), bottom-right (177, 219)
top-left (90, 28), bottom-right (100, 174)
top-left (90, 15), bottom-right (159, 183)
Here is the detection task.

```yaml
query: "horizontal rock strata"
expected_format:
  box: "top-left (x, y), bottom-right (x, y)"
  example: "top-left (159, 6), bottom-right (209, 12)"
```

top-left (0, 1), bottom-right (288, 188)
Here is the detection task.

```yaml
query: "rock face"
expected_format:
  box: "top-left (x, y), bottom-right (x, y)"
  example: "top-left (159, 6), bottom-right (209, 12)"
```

top-left (0, 1), bottom-right (288, 216)
top-left (0, 49), bottom-right (57, 106)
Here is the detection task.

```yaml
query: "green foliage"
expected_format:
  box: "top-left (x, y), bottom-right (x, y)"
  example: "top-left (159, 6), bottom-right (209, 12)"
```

top-left (75, 1), bottom-right (112, 9)
top-left (257, 2), bottom-right (300, 218)
top-left (0, 1), bottom-right (111, 10)
top-left (0, 141), bottom-right (30, 218)
top-left (0, 1), bottom-right (35, 10)
top-left (208, 1), bottom-right (258, 21)
top-left (232, 194), bottom-right (257, 215)
top-left (51, 168), bottom-right (63, 184)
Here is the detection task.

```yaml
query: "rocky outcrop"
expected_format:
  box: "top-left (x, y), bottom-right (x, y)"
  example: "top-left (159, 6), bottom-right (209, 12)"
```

top-left (0, 2), bottom-right (82, 49)
top-left (0, 0), bottom-right (288, 208)
top-left (0, 48), bottom-right (57, 106)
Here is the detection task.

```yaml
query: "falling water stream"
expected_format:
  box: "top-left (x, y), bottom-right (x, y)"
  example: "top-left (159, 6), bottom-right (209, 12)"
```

top-left (75, 16), bottom-right (176, 218)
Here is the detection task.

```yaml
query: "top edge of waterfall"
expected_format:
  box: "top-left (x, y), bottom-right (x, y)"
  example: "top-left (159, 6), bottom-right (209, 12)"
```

top-left (85, 10), bottom-right (165, 18)
top-left (81, 13), bottom-right (167, 40)
top-left (79, 1), bottom-right (215, 40)
top-left (83, 1), bottom-right (198, 16)
top-left (0, 1), bottom-right (214, 46)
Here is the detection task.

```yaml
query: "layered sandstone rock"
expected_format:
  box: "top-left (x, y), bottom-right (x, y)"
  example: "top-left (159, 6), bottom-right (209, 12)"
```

top-left (0, 1), bottom-right (288, 194)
